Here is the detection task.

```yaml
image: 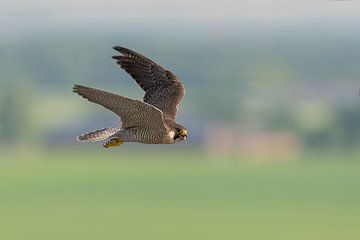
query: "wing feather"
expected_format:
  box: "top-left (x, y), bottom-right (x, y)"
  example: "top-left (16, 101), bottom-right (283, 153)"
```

top-left (112, 46), bottom-right (185, 122)
top-left (73, 85), bottom-right (167, 130)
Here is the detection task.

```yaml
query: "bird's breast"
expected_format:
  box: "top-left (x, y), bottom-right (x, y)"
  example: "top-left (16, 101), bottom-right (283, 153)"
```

top-left (162, 130), bottom-right (175, 144)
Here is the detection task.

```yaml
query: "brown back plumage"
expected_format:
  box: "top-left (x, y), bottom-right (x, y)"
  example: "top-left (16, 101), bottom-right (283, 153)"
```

top-left (112, 46), bottom-right (185, 122)
top-left (73, 85), bottom-right (167, 131)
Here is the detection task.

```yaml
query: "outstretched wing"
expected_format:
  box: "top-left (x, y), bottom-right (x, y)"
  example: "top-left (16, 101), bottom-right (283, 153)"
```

top-left (112, 46), bottom-right (185, 122)
top-left (73, 85), bottom-right (167, 131)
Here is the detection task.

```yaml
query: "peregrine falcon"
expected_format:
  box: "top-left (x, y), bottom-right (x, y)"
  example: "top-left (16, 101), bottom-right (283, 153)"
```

top-left (73, 46), bottom-right (187, 148)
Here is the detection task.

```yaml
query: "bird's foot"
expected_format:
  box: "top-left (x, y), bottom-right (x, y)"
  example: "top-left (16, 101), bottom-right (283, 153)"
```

top-left (103, 138), bottom-right (124, 148)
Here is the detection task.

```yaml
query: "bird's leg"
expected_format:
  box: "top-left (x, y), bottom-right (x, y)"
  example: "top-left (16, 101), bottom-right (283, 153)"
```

top-left (103, 137), bottom-right (124, 148)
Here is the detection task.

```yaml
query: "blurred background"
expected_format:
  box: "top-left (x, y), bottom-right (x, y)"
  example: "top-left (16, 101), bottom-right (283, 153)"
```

top-left (1, 0), bottom-right (360, 239)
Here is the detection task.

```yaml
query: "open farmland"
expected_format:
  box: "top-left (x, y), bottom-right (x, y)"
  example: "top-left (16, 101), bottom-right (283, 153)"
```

top-left (0, 150), bottom-right (359, 240)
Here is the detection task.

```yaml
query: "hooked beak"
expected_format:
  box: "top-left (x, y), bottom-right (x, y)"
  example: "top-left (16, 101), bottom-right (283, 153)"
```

top-left (179, 129), bottom-right (188, 141)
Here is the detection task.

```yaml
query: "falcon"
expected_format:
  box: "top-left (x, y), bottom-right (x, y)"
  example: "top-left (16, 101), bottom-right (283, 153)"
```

top-left (73, 46), bottom-right (187, 148)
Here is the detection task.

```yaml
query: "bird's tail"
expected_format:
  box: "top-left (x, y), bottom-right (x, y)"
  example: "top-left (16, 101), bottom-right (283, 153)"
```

top-left (77, 127), bottom-right (121, 142)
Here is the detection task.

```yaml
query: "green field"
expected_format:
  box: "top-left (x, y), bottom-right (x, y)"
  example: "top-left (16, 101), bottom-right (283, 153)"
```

top-left (0, 150), bottom-right (359, 240)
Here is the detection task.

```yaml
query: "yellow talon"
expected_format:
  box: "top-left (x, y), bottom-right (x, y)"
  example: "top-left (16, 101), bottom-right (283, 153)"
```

top-left (103, 138), bottom-right (124, 148)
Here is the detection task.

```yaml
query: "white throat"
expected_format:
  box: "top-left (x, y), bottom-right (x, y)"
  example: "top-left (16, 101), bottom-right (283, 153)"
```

top-left (163, 130), bottom-right (179, 144)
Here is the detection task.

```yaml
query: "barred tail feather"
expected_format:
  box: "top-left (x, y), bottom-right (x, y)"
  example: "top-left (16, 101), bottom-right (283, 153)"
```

top-left (77, 127), bottom-right (121, 142)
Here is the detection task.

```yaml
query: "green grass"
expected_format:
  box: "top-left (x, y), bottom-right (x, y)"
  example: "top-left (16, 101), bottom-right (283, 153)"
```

top-left (0, 150), bottom-right (359, 240)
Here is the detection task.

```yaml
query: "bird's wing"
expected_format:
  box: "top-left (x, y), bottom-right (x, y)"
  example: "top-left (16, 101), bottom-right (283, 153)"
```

top-left (112, 46), bottom-right (185, 122)
top-left (73, 85), bottom-right (167, 130)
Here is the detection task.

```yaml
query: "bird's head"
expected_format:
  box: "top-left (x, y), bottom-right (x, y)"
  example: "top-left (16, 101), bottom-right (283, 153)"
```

top-left (173, 123), bottom-right (188, 142)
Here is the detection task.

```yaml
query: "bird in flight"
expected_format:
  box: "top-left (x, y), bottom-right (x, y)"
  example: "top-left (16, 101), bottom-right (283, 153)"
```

top-left (73, 46), bottom-right (187, 148)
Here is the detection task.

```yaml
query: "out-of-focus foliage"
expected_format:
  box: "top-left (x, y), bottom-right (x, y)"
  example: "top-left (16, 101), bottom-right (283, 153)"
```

top-left (0, 27), bottom-right (359, 151)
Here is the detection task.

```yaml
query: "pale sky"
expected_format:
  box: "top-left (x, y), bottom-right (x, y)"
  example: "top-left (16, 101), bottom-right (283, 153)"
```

top-left (1, 0), bottom-right (360, 34)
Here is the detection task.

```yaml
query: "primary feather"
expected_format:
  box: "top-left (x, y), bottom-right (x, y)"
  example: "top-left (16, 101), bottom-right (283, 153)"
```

top-left (112, 46), bottom-right (185, 122)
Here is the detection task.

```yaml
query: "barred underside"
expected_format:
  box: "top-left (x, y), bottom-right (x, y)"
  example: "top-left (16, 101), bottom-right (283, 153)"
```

top-left (77, 127), bottom-right (121, 142)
